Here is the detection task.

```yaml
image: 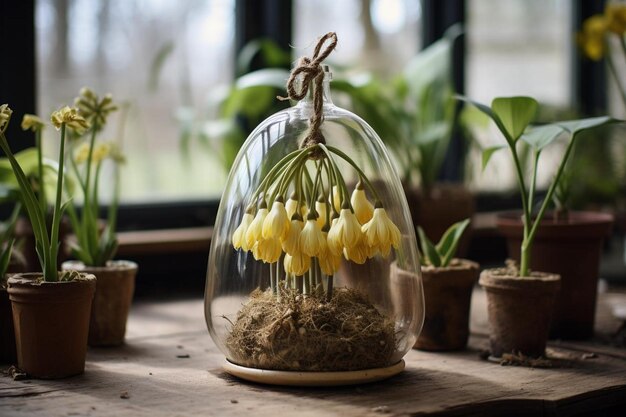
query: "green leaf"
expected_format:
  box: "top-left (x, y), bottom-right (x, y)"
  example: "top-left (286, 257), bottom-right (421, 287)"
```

top-left (491, 96), bottom-right (538, 142)
top-left (236, 39), bottom-right (291, 76)
top-left (148, 41), bottom-right (175, 92)
top-left (481, 145), bottom-right (506, 171)
top-left (521, 124), bottom-right (565, 151)
top-left (436, 219), bottom-right (471, 267)
top-left (417, 226), bottom-right (441, 267)
top-left (556, 116), bottom-right (615, 137)
top-left (234, 68), bottom-right (289, 90)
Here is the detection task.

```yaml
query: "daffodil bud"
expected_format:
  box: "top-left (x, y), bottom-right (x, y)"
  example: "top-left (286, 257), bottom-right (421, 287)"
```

top-left (21, 114), bottom-right (45, 132)
top-left (232, 212), bottom-right (254, 251)
top-left (0, 104), bottom-right (12, 133)
top-left (285, 194), bottom-right (300, 219)
top-left (315, 198), bottom-right (328, 229)
top-left (336, 208), bottom-right (362, 249)
top-left (351, 183), bottom-right (374, 225)
top-left (245, 203), bottom-right (268, 249)
top-left (262, 198), bottom-right (290, 240)
top-left (331, 185), bottom-right (342, 213)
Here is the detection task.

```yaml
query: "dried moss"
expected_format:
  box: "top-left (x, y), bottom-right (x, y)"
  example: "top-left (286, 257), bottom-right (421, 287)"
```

top-left (226, 287), bottom-right (396, 371)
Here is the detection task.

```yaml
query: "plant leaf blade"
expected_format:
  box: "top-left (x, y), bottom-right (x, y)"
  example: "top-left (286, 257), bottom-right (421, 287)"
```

top-left (417, 226), bottom-right (441, 267)
top-left (521, 124), bottom-right (565, 151)
top-left (481, 145), bottom-right (506, 171)
top-left (491, 96), bottom-right (538, 142)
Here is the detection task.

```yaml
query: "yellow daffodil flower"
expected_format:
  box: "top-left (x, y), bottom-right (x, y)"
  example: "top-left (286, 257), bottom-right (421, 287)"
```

top-left (51, 106), bottom-right (90, 133)
top-left (578, 15), bottom-right (608, 61)
top-left (285, 195), bottom-right (300, 219)
top-left (245, 205), bottom-right (268, 249)
top-left (299, 218), bottom-right (326, 257)
top-left (331, 185), bottom-right (342, 213)
top-left (232, 212), bottom-right (254, 251)
top-left (606, 3), bottom-right (626, 35)
top-left (284, 251), bottom-right (310, 276)
top-left (74, 142), bottom-right (90, 164)
top-left (327, 208), bottom-right (362, 255)
top-left (343, 239), bottom-right (372, 264)
top-left (93, 141), bottom-right (111, 163)
top-left (21, 114), bottom-right (45, 132)
top-left (281, 217), bottom-right (304, 255)
top-left (262, 199), bottom-right (290, 240)
top-left (253, 237), bottom-right (282, 264)
top-left (318, 233), bottom-right (342, 275)
top-left (361, 207), bottom-right (401, 257)
top-left (350, 184), bottom-right (374, 225)
top-left (0, 104), bottom-right (13, 133)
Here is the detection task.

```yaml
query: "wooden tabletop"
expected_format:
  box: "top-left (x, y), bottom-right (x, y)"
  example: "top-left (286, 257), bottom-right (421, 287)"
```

top-left (1, 287), bottom-right (626, 417)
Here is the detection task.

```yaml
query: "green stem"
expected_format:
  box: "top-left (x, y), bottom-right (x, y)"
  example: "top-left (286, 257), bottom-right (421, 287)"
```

top-left (325, 145), bottom-right (381, 203)
top-left (35, 130), bottom-right (46, 213)
top-left (48, 124), bottom-right (67, 281)
top-left (528, 150), bottom-right (541, 213)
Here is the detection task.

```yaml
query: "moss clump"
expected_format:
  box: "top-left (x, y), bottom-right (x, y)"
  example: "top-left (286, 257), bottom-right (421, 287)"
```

top-left (226, 287), bottom-right (396, 371)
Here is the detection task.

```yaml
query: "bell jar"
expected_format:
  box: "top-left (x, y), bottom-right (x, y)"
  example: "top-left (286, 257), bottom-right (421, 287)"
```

top-left (205, 49), bottom-right (423, 384)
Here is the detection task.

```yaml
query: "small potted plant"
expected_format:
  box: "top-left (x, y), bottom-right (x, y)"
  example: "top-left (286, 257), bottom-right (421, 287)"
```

top-left (414, 218), bottom-right (478, 351)
top-left (61, 88), bottom-right (137, 347)
top-left (1, 103), bottom-right (96, 378)
top-left (461, 95), bottom-right (619, 358)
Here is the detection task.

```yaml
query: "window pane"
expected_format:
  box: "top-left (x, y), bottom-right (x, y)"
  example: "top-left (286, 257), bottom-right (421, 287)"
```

top-left (36, 0), bottom-right (235, 203)
top-left (294, 0), bottom-right (422, 77)
top-left (465, 0), bottom-right (573, 192)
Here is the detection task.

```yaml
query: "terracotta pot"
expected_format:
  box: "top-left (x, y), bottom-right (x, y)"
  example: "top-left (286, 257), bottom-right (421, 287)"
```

top-left (62, 260), bottom-right (138, 347)
top-left (415, 259), bottom-right (479, 351)
top-left (7, 273), bottom-right (96, 378)
top-left (14, 216), bottom-right (71, 273)
top-left (0, 286), bottom-right (17, 364)
top-left (404, 183), bottom-right (475, 256)
top-left (479, 269), bottom-right (560, 358)
top-left (496, 211), bottom-right (614, 339)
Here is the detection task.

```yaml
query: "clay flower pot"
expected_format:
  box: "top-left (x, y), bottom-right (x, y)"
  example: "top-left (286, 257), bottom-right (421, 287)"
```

top-left (7, 273), bottom-right (96, 378)
top-left (415, 259), bottom-right (479, 351)
top-left (0, 285), bottom-right (17, 364)
top-left (62, 260), bottom-right (138, 347)
top-left (479, 269), bottom-right (560, 358)
top-left (497, 211), bottom-right (613, 339)
top-left (404, 183), bottom-right (475, 256)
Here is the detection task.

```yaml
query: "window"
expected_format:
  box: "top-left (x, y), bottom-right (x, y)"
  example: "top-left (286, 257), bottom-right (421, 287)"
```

top-left (36, 0), bottom-right (235, 203)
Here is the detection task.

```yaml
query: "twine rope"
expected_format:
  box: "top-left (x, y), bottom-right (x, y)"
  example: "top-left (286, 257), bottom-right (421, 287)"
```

top-left (278, 32), bottom-right (338, 148)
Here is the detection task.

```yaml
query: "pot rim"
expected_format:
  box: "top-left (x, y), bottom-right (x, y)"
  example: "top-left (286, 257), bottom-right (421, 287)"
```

top-left (479, 267), bottom-right (560, 292)
top-left (496, 210), bottom-right (614, 238)
top-left (420, 258), bottom-right (479, 273)
top-left (7, 272), bottom-right (97, 286)
top-left (61, 260), bottom-right (138, 272)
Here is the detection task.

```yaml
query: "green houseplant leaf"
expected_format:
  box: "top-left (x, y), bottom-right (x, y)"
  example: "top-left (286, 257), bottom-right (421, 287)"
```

top-left (436, 218), bottom-right (471, 267)
top-left (481, 145), bottom-right (506, 171)
top-left (521, 124), bottom-right (564, 151)
top-left (417, 226), bottom-right (441, 267)
top-left (491, 96), bottom-right (538, 142)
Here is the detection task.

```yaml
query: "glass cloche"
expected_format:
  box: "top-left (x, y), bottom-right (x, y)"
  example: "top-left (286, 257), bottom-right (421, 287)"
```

top-left (205, 55), bottom-right (424, 383)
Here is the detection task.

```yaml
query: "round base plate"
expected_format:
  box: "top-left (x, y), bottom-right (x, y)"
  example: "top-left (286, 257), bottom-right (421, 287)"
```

top-left (223, 359), bottom-right (405, 387)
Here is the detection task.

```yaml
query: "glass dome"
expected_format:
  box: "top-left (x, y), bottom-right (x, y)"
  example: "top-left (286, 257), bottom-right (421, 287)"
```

top-left (205, 66), bottom-right (423, 373)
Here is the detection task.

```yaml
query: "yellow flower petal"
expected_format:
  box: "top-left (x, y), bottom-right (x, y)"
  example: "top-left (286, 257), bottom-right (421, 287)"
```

top-left (281, 218), bottom-right (303, 255)
top-left (253, 237), bottom-right (282, 263)
top-left (284, 251), bottom-right (310, 276)
top-left (318, 237), bottom-right (342, 276)
top-left (315, 199), bottom-right (328, 229)
top-left (361, 207), bottom-right (401, 258)
top-left (50, 106), bottom-right (90, 133)
top-left (0, 104), bottom-right (13, 132)
top-left (331, 185), bottom-right (342, 213)
top-left (232, 212), bottom-right (254, 250)
top-left (351, 186), bottom-right (374, 224)
top-left (245, 207), bottom-right (268, 249)
top-left (262, 200), bottom-right (290, 240)
top-left (92, 141), bottom-right (111, 163)
top-left (21, 114), bottom-right (45, 132)
top-left (74, 142), bottom-right (90, 165)
top-left (606, 4), bottom-right (626, 35)
top-left (299, 219), bottom-right (326, 257)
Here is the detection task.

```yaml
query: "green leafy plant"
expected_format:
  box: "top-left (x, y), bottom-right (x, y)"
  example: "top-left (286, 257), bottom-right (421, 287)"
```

top-left (460, 95), bottom-right (620, 277)
top-left (64, 88), bottom-right (124, 267)
top-left (417, 218), bottom-right (470, 267)
top-left (0, 104), bottom-right (88, 281)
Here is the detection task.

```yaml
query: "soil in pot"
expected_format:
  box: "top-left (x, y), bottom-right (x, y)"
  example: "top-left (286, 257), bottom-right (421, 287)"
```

top-left (416, 259), bottom-right (479, 351)
top-left (497, 211), bottom-right (613, 339)
top-left (0, 286), bottom-right (17, 364)
top-left (479, 266), bottom-right (560, 359)
top-left (404, 183), bottom-right (475, 257)
top-left (226, 287), bottom-right (396, 372)
top-left (62, 260), bottom-right (138, 347)
top-left (7, 273), bottom-right (96, 379)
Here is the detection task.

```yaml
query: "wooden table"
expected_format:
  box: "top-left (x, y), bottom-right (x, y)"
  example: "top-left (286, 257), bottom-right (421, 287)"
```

top-left (2, 287), bottom-right (626, 417)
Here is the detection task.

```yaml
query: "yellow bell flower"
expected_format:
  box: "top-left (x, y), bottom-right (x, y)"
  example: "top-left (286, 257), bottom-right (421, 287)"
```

top-left (361, 207), bottom-right (401, 257)
top-left (315, 198), bottom-right (328, 228)
top-left (93, 141), bottom-right (111, 163)
top-left (331, 185), bottom-right (342, 213)
top-left (326, 217), bottom-right (341, 255)
top-left (21, 114), bottom-right (45, 132)
top-left (343, 240), bottom-right (373, 264)
top-left (262, 199), bottom-right (290, 240)
top-left (51, 106), bottom-right (90, 133)
top-left (281, 217), bottom-right (303, 255)
top-left (577, 15), bottom-right (608, 61)
top-left (245, 205), bottom-right (268, 249)
top-left (0, 104), bottom-right (12, 133)
top-left (74, 142), bottom-right (91, 164)
top-left (350, 184), bottom-right (374, 225)
top-left (327, 208), bottom-right (362, 255)
top-left (318, 233), bottom-right (342, 276)
top-left (252, 237), bottom-right (282, 264)
top-left (299, 218), bottom-right (326, 257)
top-left (285, 195), bottom-right (300, 219)
top-left (284, 251), bottom-right (311, 276)
top-left (606, 3), bottom-right (626, 35)
top-left (232, 212), bottom-right (254, 251)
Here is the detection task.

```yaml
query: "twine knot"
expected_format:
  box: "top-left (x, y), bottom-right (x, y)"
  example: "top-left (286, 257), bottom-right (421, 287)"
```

top-left (278, 32), bottom-right (338, 149)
